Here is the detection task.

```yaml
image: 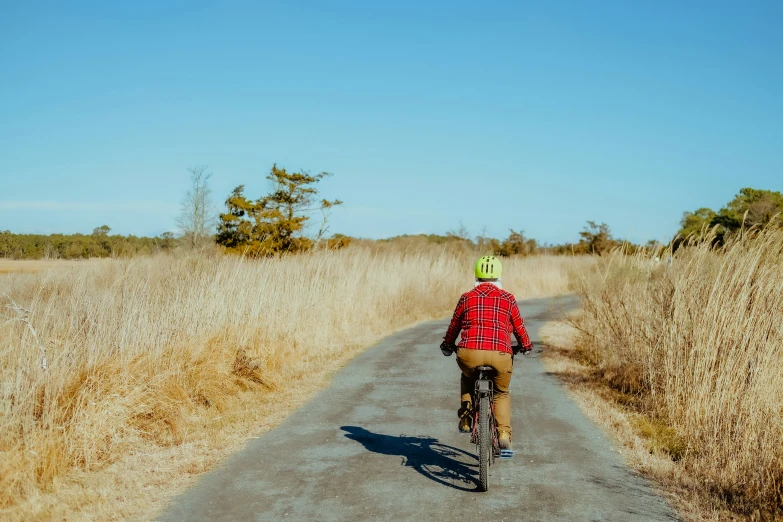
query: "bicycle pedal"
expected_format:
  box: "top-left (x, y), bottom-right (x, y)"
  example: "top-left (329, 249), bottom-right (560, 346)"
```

top-left (499, 449), bottom-right (514, 459)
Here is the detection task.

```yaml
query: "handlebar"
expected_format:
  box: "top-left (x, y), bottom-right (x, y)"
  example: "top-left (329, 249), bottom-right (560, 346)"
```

top-left (442, 341), bottom-right (533, 356)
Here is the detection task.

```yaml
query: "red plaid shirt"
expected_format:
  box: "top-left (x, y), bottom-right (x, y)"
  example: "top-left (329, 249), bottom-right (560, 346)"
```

top-left (443, 283), bottom-right (533, 354)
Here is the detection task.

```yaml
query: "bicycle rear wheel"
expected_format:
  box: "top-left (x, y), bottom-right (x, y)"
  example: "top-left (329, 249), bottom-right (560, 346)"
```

top-left (478, 394), bottom-right (490, 492)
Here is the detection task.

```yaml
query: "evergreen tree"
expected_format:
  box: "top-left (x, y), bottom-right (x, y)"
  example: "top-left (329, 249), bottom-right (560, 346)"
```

top-left (216, 165), bottom-right (342, 255)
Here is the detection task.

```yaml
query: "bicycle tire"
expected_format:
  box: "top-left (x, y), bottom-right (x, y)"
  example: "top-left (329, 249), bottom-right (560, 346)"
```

top-left (478, 394), bottom-right (490, 492)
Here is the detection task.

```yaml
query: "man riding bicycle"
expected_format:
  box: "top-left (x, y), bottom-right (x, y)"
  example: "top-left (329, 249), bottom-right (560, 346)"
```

top-left (440, 255), bottom-right (533, 451)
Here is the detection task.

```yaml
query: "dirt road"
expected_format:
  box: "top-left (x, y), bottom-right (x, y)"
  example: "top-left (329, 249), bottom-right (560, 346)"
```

top-left (159, 295), bottom-right (677, 521)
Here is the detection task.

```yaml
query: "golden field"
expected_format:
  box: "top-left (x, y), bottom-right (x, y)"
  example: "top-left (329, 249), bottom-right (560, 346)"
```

top-left (0, 248), bottom-right (579, 521)
top-left (0, 260), bottom-right (106, 275)
top-left (7, 231), bottom-right (780, 521)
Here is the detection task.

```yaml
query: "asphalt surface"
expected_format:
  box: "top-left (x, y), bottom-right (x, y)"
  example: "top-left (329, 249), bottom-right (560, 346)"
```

top-left (159, 295), bottom-right (677, 522)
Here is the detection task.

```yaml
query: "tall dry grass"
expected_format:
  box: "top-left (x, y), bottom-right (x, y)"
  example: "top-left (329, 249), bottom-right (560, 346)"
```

top-left (0, 260), bottom-right (106, 275)
top-left (1, 247), bottom-right (576, 520)
top-left (573, 229), bottom-right (783, 516)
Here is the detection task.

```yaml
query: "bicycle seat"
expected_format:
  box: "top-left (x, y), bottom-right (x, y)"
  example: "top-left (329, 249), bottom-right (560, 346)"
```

top-left (475, 366), bottom-right (495, 372)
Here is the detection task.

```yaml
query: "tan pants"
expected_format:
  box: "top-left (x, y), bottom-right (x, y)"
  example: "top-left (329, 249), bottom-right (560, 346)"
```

top-left (456, 348), bottom-right (514, 435)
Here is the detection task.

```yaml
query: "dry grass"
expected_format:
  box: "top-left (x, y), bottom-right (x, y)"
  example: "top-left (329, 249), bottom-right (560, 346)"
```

top-left (541, 320), bottom-right (727, 521)
top-left (0, 248), bottom-right (578, 521)
top-left (560, 228), bottom-right (783, 520)
top-left (0, 260), bottom-right (106, 275)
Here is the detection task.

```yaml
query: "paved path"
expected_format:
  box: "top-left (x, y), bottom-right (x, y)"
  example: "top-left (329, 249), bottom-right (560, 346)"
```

top-left (160, 296), bottom-right (677, 521)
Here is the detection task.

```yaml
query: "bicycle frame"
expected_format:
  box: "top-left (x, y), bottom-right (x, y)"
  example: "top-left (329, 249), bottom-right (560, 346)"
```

top-left (470, 368), bottom-right (512, 461)
top-left (470, 369), bottom-right (497, 456)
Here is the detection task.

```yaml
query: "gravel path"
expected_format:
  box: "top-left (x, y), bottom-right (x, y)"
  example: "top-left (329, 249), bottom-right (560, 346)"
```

top-left (159, 295), bottom-right (677, 522)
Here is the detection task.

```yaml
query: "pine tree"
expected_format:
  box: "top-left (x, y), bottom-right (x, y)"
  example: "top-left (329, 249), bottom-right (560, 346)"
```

top-left (216, 165), bottom-right (342, 255)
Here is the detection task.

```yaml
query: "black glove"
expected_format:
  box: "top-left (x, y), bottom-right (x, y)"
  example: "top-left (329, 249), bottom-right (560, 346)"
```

top-left (440, 341), bottom-right (455, 356)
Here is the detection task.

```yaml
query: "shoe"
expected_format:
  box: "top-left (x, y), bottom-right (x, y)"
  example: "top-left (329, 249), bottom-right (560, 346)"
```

top-left (498, 431), bottom-right (512, 450)
top-left (458, 416), bottom-right (472, 433)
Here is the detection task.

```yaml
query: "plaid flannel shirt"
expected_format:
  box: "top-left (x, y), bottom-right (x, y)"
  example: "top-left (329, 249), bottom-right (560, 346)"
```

top-left (443, 283), bottom-right (533, 354)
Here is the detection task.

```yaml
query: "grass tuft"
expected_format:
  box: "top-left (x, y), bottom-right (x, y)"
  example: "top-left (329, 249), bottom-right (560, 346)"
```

top-left (631, 416), bottom-right (688, 462)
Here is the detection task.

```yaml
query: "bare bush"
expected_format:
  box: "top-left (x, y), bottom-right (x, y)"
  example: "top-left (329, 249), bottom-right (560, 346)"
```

top-left (177, 166), bottom-right (216, 249)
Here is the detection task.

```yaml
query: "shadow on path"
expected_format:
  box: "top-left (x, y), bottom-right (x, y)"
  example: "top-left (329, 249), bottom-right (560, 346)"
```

top-left (341, 426), bottom-right (480, 492)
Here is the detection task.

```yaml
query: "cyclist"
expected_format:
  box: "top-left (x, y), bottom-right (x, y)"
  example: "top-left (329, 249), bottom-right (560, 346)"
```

top-left (440, 255), bottom-right (533, 451)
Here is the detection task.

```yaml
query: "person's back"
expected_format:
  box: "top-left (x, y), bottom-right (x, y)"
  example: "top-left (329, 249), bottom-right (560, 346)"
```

top-left (441, 256), bottom-right (532, 450)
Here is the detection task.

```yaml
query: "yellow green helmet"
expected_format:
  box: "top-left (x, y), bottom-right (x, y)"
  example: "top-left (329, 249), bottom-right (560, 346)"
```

top-left (475, 255), bottom-right (502, 279)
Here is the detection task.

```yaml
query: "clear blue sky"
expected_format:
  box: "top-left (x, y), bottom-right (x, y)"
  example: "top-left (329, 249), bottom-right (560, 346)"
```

top-left (1, 1), bottom-right (781, 244)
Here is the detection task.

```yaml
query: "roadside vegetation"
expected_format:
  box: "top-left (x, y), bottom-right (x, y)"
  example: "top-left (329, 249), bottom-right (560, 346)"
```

top-left (545, 225), bottom-right (783, 520)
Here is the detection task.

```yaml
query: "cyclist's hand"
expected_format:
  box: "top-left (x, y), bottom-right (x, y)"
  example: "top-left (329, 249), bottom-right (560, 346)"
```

top-left (440, 341), bottom-right (455, 356)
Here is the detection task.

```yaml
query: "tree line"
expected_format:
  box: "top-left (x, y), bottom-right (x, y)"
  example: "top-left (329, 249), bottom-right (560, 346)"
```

top-left (179, 164), bottom-right (631, 257)
top-left (0, 226), bottom-right (177, 260)
top-left (2, 162), bottom-right (779, 260)
top-left (374, 220), bottom-right (639, 257)
top-left (676, 187), bottom-right (783, 245)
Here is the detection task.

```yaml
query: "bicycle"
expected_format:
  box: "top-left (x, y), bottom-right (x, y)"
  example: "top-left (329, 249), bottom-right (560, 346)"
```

top-left (442, 341), bottom-right (529, 491)
top-left (469, 364), bottom-right (513, 492)
top-left (467, 343), bottom-right (527, 492)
